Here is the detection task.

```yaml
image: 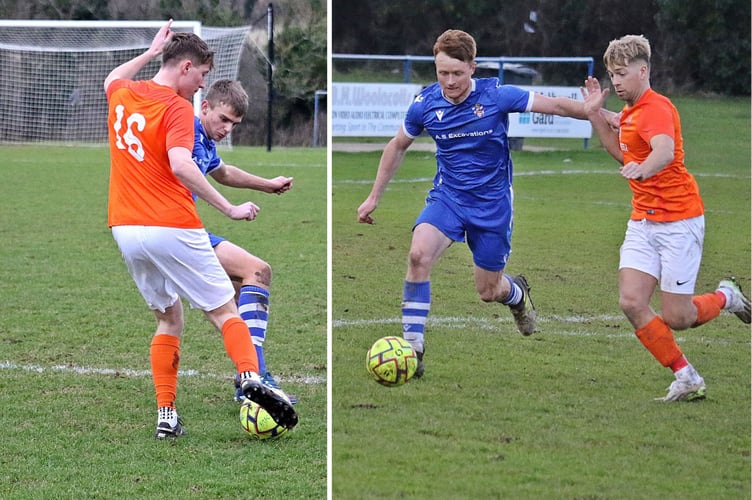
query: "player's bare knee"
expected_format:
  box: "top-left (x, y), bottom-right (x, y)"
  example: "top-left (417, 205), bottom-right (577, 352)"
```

top-left (407, 248), bottom-right (431, 272)
top-left (662, 311), bottom-right (693, 331)
top-left (619, 295), bottom-right (643, 318)
top-left (251, 262), bottom-right (272, 287)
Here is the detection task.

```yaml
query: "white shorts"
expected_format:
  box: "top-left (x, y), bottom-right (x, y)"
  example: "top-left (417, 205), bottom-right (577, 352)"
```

top-left (112, 225), bottom-right (235, 312)
top-left (619, 216), bottom-right (705, 294)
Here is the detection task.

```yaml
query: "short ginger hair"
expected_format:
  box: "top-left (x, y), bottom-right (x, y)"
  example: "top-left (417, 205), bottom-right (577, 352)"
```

top-left (433, 29), bottom-right (477, 63)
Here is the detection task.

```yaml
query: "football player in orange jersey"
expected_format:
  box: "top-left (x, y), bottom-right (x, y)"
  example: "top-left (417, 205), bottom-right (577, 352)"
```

top-left (104, 20), bottom-right (297, 438)
top-left (582, 35), bottom-right (750, 402)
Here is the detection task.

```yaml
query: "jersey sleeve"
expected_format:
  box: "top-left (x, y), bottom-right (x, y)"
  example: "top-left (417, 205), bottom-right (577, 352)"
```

top-left (105, 78), bottom-right (127, 100)
top-left (205, 151), bottom-right (222, 174)
top-left (496, 85), bottom-right (534, 113)
top-left (638, 98), bottom-right (675, 144)
top-left (163, 99), bottom-right (195, 152)
top-left (403, 92), bottom-right (426, 139)
top-left (192, 118), bottom-right (222, 175)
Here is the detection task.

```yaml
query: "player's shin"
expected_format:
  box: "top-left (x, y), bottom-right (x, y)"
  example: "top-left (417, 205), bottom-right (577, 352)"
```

top-left (221, 316), bottom-right (259, 375)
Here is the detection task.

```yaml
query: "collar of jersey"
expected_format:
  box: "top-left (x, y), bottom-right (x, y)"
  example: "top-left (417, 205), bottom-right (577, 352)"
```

top-left (441, 79), bottom-right (476, 105)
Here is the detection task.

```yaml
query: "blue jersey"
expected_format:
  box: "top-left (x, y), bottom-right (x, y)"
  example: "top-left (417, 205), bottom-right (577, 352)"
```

top-left (191, 116), bottom-right (226, 247)
top-left (192, 116), bottom-right (222, 177)
top-left (404, 78), bottom-right (533, 206)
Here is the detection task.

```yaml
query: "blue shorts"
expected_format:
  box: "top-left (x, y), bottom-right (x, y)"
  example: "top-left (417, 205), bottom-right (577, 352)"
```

top-left (414, 189), bottom-right (513, 272)
top-left (207, 232), bottom-right (225, 248)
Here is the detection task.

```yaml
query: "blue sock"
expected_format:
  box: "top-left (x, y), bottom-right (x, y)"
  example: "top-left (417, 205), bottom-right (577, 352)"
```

top-left (238, 285), bottom-right (269, 376)
top-left (402, 281), bottom-right (431, 353)
top-left (500, 274), bottom-right (522, 306)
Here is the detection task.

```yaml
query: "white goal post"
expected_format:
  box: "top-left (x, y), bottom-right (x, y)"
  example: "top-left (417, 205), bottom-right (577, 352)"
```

top-left (0, 20), bottom-right (251, 144)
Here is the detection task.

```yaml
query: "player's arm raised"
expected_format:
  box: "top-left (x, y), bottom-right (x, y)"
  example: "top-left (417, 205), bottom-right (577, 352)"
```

top-left (357, 127), bottom-right (414, 224)
top-left (104, 20), bottom-right (173, 92)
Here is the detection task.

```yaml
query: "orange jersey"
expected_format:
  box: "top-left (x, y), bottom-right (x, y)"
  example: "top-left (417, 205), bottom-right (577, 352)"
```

top-left (619, 88), bottom-right (704, 221)
top-left (106, 79), bottom-right (203, 229)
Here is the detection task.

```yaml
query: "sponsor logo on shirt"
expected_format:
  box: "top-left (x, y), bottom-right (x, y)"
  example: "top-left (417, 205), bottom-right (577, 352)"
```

top-left (434, 129), bottom-right (493, 140)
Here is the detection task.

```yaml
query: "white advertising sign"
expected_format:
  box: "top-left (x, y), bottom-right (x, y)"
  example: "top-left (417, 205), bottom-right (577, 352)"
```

top-left (509, 86), bottom-right (592, 138)
top-left (332, 83), bottom-right (591, 140)
top-left (332, 82), bottom-right (423, 137)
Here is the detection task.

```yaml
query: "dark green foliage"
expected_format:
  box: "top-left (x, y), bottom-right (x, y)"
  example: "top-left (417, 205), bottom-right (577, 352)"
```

top-left (655, 0), bottom-right (751, 95)
top-left (272, 9), bottom-right (327, 127)
top-left (333, 0), bottom-right (750, 96)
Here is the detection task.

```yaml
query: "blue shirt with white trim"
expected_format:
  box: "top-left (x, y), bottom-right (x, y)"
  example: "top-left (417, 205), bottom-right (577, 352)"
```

top-left (404, 78), bottom-right (533, 206)
top-left (192, 116), bottom-right (222, 177)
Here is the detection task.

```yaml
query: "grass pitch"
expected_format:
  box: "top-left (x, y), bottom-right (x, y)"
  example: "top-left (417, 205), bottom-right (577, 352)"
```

top-left (0, 146), bottom-right (326, 498)
top-left (331, 96), bottom-right (751, 499)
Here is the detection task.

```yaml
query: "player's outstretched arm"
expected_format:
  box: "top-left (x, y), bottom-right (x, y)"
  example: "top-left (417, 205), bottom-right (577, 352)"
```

top-left (357, 128), bottom-right (413, 225)
top-left (104, 20), bottom-right (173, 92)
top-left (529, 91), bottom-right (588, 120)
top-left (210, 164), bottom-right (293, 194)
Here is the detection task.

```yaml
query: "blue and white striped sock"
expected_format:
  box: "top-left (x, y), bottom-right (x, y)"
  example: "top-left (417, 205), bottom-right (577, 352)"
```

top-left (238, 285), bottom-right (269, 376)
top-left (500, 274), bottom-right (522, 306)
top-left (402, 281), bottom-right (430, 353)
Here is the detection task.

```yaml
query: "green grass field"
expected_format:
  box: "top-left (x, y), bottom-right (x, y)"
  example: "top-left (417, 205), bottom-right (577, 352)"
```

top-left (331, 96), bottom-right (751, 499)
top-left (0, 146), bottom-right (326, 498)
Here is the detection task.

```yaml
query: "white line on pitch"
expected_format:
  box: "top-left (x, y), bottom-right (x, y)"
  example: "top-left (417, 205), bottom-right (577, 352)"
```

top-left (332, 315), bottom-right (747, 345)
top-left (333, 314), bottom-right (625, 328)
top-left (0, 360), bottom-right (324, 385)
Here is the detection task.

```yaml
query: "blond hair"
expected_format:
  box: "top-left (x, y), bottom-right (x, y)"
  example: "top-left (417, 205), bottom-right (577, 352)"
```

top-left (603, 35), bottom-right (651, 70)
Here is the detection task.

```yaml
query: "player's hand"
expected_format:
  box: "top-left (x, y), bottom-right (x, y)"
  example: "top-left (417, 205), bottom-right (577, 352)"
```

top-left (229, 201), bottom-right (260, 221)
top-left (149, 19), bottom-right (174, 58)
top-left (269, 176), bottom-right (294, 194)
top-left (620, 161), bottom-right (644, 181)
top-left (357, 199), bottom-right (377, 224)
top-left (606, 110), bottom-right (622, 131)
top-left (581, 76), bottom-right (609, 117)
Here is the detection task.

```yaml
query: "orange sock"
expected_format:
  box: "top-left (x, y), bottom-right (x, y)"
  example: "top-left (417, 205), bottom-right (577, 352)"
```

top-left (150, 333), bottom-right (180, 409)
top-left (692, 292), bottom-right (725, 327)
top-left (634, 316), bottom-right (683, 368)
top-left (222, 316), bottom-right (259, 374)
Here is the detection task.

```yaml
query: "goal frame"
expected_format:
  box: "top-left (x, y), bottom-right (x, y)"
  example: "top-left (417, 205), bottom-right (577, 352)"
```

top-left (0, 19), bottom-right (203, 113)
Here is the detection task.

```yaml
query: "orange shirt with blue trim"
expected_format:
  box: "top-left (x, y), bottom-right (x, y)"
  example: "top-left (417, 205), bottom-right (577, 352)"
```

top-left (106, 79), bottom-right (203, 229)
top-left (618, 88), bottom-right (704, 222)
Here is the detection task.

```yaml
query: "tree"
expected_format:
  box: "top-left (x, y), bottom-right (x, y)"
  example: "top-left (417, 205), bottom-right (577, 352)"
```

top-left (655, 0), bottom-right (750, 95)
top-left (332, 0), bottom-right (750, 96)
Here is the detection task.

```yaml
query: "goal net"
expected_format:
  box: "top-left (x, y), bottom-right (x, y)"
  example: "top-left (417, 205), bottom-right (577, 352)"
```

top-left (0, 20), bottom-right (250, 145)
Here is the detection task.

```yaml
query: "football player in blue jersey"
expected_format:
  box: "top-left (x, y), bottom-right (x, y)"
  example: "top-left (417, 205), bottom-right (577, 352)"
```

top-left (357, 29), bottom-right (591, 377)
top-left (192, 79), bottom-right (296, 401)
